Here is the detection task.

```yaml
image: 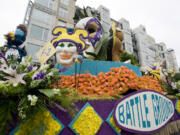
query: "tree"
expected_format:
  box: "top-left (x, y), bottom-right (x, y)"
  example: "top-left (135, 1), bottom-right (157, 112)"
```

top-left (119, 51), bottom-right (139, 66)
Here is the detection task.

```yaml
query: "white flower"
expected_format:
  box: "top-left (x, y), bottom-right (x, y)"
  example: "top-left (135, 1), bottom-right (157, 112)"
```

top-left (39, 64), bottom-right (49, 71)
top-left (27, 95), bottom-right (38, 106)
top-left (0, 81), bottom-right (4, 84)
top-left (5, 72), bottom-right (26, 87)
top-left (0, 58), bottom-right (7, 69)
top-left (20, 57), bottom-right (26, 65)
top-left (3, 67), bottom-right (16, 75)
top-left (171, 82), bottom-right (177, 89)
top-left (0, 63), bottom-right (7, 70)
top-left (48, 72), bottom-right (53, 76)
top-left (20, 57), bottom-right (32, 67)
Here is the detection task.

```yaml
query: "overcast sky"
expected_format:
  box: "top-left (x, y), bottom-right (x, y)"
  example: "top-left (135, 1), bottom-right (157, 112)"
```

top-left (0, 0), bottom-right (179, 67)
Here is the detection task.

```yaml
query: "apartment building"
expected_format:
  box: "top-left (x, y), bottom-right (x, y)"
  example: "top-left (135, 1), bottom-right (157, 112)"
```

top-left (97, 5), bottom-right (111, 33)
top-left (166, 49), bottom-right (179, 73)
top-left (133, 25), bottom-right (157, 68)
top-left (24, 0), bottom-right (76, 61)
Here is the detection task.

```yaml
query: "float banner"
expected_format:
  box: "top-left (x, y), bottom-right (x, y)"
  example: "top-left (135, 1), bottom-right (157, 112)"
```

top-left (114, 90), bottom-right (174, 134)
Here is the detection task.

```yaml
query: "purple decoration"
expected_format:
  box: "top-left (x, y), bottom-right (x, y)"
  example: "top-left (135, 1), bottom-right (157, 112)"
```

top-left (48, 98), bottom-right (180, 135)
top-left (85, 18), bottom-right (102, 48)
top-left (9, 90), bottom-right (180, 135)
top-left (59, 66), bottom-right (70, 73)
top-left (27, 65), bottom-right (33, 72)
top-left (51, 26), bottom-right (89, 53)
top-left (34, 72), bottom-right (47, 80)
top-left (152, 66), bottom-right (156, 70)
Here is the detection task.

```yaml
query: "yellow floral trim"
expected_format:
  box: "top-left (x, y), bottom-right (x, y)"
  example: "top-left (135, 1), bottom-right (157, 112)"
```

top-left (72, 106), bottom-right (102, 135)
top-left (15, 110), bottom-right (61, 135)
top-left (51, 27), bottom-right (88, 50)
top-left (176, 100), bottom-right (180, 115)
top-left (109, 115), bottom-right (121, 133)
top-left (169, 69), bottom-right (174, 74)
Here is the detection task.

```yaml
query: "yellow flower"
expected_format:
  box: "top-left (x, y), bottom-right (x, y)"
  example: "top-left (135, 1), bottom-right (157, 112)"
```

top-left (72, 106), bottom-right (102, 135)
top-left (176, 100), bottom-right (180, 114)
top-left (15, 109), bottom-right (62, 135)
top-left (169, 69), bottom-right (174, 74)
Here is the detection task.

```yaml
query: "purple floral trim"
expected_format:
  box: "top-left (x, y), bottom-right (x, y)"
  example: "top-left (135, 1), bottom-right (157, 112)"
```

top-left (152, 66), bottom-right (156, 70)
top-left (85, 18), bottom-right (102, 48)
top-left (59, 66), bottom-right (69, 72)
top-left (27, 65), bottom-right (33, 72)
top-left (34, 72), bottom-right (47, 80)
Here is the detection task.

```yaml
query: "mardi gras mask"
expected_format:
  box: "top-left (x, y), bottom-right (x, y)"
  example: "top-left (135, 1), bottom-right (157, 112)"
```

top-left (51, 26), bottom-right (88, 66)
top-left (75, 17), bottom-right (103, 59)
top-left (55, 42), bottom-right (77, 66)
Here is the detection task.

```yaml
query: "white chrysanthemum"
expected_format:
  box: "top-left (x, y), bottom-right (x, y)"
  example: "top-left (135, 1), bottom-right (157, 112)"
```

top-left (27, 95), bottom-right (38, 106)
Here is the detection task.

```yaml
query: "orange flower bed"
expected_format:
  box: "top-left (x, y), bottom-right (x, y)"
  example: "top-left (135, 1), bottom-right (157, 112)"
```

top-left (54, 66), bottom-right (164, 97)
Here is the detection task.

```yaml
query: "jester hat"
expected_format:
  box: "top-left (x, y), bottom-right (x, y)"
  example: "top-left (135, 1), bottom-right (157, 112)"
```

top-left (51, 26), bottom-right (89, 53)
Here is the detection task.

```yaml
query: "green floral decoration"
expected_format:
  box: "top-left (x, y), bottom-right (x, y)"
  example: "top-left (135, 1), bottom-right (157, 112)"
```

top-left (0, 48), bottom-right (76, 134)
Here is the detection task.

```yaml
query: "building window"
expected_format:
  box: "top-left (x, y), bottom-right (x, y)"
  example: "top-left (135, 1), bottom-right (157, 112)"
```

top-left (120, 23), bottom-right (123, 29)
top-left (36, 0), bottom-right (54, 9)
top-left (26, 43), bottom-right (41, 60)
top-left (162, 53), bottom-right (165, 58)
top-left (159, 46), bottom-right (163, 51)
top-left (60, 0), bottom-right (69, 5)
top-left (122, 42), bottom-right (125, 50)
top-left (160, 53), bottom-right (165, 58)
top-left (59, 8), bottom-right (68, 19)
top-left (58, 20), bottom-right (66, 26)
top-left (29, 24), bottom-right (49, 41)
top-left (32, 9), bottom-right (52, 24)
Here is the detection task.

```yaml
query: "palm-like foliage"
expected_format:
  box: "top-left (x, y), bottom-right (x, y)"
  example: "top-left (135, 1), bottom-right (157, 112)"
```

top-left (73, 6), bottom-right (101, 24)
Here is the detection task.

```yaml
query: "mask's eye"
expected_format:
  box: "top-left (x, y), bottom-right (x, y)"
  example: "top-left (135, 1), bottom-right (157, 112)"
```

top-left (86, 22), bottom-right (99, 37)
top-left (58, 43), bottom-right (65, 47)
top-left (87, 27), bottom-right (96, 34)
top-left (68, 43), bottom-right (75, 47)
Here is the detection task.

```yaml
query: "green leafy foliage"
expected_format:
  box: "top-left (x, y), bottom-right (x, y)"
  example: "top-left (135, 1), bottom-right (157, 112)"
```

top-left (162, 72), bottom-right (180, 97)
top-left (0, 82), bottom-right (27, 95)
top-left (120, 51), bottom-right (139, 66)
top-left (73, 6), bottom-right (101, 24)
top-left (51, 88), bottom-right (78, 117)
top-left (39, 89), bottom-right (61, 98)
top-left (85, 32), bottom-right (110, 61)
top-left (174, 73), bottom-right (180, 81)
top-left (0, 98), bottom-right (18, 135)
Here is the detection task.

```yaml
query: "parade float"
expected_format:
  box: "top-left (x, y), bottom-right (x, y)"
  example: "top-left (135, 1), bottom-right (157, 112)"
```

top-left (1, 9), bottom-right (180, 135)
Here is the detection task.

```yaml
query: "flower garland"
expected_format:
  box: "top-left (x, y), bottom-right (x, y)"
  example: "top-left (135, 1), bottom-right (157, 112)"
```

top-left (55, 66), bottom-right (164, 97)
